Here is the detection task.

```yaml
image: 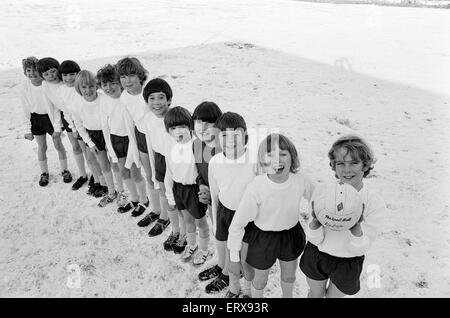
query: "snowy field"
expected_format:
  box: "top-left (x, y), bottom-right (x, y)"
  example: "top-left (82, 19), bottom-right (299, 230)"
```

top-left (0, 0), bottom-right (449, 298)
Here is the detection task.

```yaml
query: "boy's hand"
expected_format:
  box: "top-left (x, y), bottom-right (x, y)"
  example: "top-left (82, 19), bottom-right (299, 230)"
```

top-left (309, 201), bottom-right (322, 230)
top-left (350, 210), bottom-right (364, 237)
top-left (198, 185), bottom-right (211, 205)
top-left (24, 133), bottom-right (34, 141)
top-left (228, 261), bottom-right (242, 277)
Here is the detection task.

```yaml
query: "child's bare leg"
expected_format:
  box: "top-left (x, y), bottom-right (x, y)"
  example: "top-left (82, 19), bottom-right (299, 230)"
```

top-left (111, 162), bottom-right (124, 192)
top-left (121, 160), bottom-right (138, 202)
top-left (216, 240), bottom-right (227, 271)
top-left (130, 164), bottom-right (147, 204)
top-left (139, 151), bottom-right (161, 211)
top-left (157, 181), bottom-right (169, 221)
top-left (81, 142), bottom-right (101, 183)
top-left (240, 242), bottom-right (254, 296)
top-left (182, 210), bottom-right (197, 248)
top-left (279, 259), bottom-right (298, 298)
top-left (227, 248), bottom-right (241, 295)
top-left (35, 135), bottom-right (48, 173)
top-left (195, 216), bottom-right (209, 252)
top-left (305, 277), bottom-right (327, 298)
top-left (95, 150), bottom-right (114, 194)
top-left (251, 268), bottom-right (270, 298)
top-left (325, 281), bottom-right (347, 298)
top-left (51, 133), bottom-right (68, 172)
top-left (68, 132), bottom-right (87, 177)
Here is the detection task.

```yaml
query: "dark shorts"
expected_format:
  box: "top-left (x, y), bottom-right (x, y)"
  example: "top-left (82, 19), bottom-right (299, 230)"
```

top-left (30, 113), bottom-right (54, 136)
top-left (173, 182), bottom-right (207, 219)
top-left (215, 201), bottom-right (252, 243)
top-left (246, 222), bottom-right (305, 270)
top-left (134, 126), bottom-right (148, 153)
top-left (154, 152), bottom-right (166, 182)
top-left (299, 241), bottom-right (365, 295)
top-left (61, 112), bottom-right (72, 133)
top-left (87, 129), bottom-right (106, 151)
top-left (111, 134), bottom-right (129, 159)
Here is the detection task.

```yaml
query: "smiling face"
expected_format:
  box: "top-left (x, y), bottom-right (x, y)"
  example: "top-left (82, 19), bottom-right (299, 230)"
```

top-left (62, 72), bottom-right (78, 87)
top-left (25, 67), bottom-right (43, 86)
top-left (79, 82), bottom-right (97, 102)
top-left (262, 143), bottom-right (292, 182)
top-left (41, 68), bottom-right (60, 83)
top-left (119, 74), bottom-right (142, 95)
top-left (101, 81), bottom-right (122, 99)
top-left (194, 120), bottom-right (216, 144)
top-left (168, 125), bottom-right (191, 144)
top-left (334, 147), bottom-right (367, 191)
top-left (219, 129), bottom-right (246, 159)
top-left (148, 92), bottom-right (170, 118)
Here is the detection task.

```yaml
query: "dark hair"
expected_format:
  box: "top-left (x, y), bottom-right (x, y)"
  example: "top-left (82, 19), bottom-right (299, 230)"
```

top-left (116, 57), bottom-right (148, 84)
top-left (192, 101), bottom-right (223, 124)
top-left (214, 112), bottom-right (248, 145)
top-left (97, 64), bottom-right (121, 85)
top-left (22, 56), bottom-right (39, 73)
top-left (37, 57), bottom-right (61, 79)
top-left (164, 106), bottom-right (193, 132)
top-left (258, 133), bottom-right (300, 173)
top-left (328, 134), bottom-right (375, 178)
top-left (59, 60), bottom-right (81, 75)
top-left (143, 78), bottom-right (173, 103)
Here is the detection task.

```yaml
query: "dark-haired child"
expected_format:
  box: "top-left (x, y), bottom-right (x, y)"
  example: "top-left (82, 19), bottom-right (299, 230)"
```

top-left (300, 135), bottom-right (386, 298)
top-left (228, 133), bottom-right (315, 298)
top-left (164, 106), bottom-right (211, 265)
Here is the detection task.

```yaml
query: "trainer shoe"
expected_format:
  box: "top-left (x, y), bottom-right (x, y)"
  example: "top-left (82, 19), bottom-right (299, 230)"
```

top-left (181, 244), bottom-right (198, 263)
top-left (116, 191), bottom-right (128, 207)
top-left (163, 232), bottom-right (180, 251)
top-left (148, 218), bottom-right (170, 237)
top-left (198, 264), bottom-right (222, 281)
top-left (98, 191), bottom-right (118, 207)
top-left (131, 202), bottom-right (148, 217)
top-left (87, 182), bottom-right (100, 196)
top-left (62, 170), bottom-right (72, 183)
top-left (72, 176), bottom-right (88, 191)
top-left (137, 211), bottom-right (160, 227)
top-left (224, 290), bottom-right (241, 298)
top-left (117, 201), bottom-right (138, 214)
top-left (39, 172), bottom-right (50, 187)
top-left (93, 185), bottom-right (108, 198)
top-left (88, 175), bottom-right (94, 186)
top-left (172, 234), bottom-right (187, 254)
top-left (205, 273), bottom-right (229, 294)
top-left (192, 249), bottom-right (210, 266)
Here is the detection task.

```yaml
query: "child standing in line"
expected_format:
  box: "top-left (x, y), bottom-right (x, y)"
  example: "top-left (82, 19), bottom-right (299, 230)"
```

top-left (207, 112), bottom-right (257, 298)
top-left (57, 60), bottom-right (91, 191)
top-left (300, 134), bottom-right (386, 298)
top-left (116, 58), bottom-right (162, 224)
top-left (228, 134), bottom-right (316, 298)
top-left (36, 57), bottom-right (73, 184)
top-left (72, 70), bottom-right (119, 206)
top-left (20, 57), bottom-right (64, 186)
top-left (163, 106), bottom-right (211, 265)
top-left (192, 102), bottom-right (226, 280)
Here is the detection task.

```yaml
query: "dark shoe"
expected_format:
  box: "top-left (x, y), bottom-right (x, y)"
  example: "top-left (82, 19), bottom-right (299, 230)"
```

top-left (172, 234), bottom-right (187, 254)
top-left (88, 175), bottom-right (95, 186)
top-left (131, 202), bottom-right (148, 217)
top-left (72, 176), bottom-right (88, 190)
top-left (39, 172), bottom-right (50, 187)
top-left (224, 290), bottom-right (241, 298)
top-left (93, 185), bottom-right (108, 198)
top-left (62, 170), bottom-right (72, 183)
top-left (163, 232), bottom-right (180, 251)
top-left (87, 182), bottom-right (100, 196)
top-left (117, 201), bottom-right (138, 214)
top-left (148, 218), bottom-right (170, 237)
top-left (205, 273), bottom-right (229, 294)
top-left (137, 211), bottom-right (160, 227)
top-left (198, 264), bottom-right (222, 281)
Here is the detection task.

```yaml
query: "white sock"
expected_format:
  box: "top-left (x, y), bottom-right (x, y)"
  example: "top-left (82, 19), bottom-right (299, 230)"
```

top-left (112, 169), bottom-right (124, 192)
top-left (135, 179), bottom-right (148, 204)
top-left (251, 283), bottom-right (264, 298)
top-left (243, 279), bottom-right (252, 297)
top-left (179, 212), bottom-right (186, 236)
top-left (281, 280), bottom-right (294, 298)
top-left (123, 178), bottom-right (139, 202)
top-left (86, 160), bottom-right (99, 183)
top-left (186, 231), bottom-right (197, 248)
top-left (74, 153), bottom-right (87, 177)
top-left (98, 175), bottom-right (106, 186)
top-left (229, 272), bottom-right (241, 295)
top-left (198, 234), bottom-right (209, 252)
top-left (149, 189), bottom-right (161, 213)
top-left (59, 159), bottom-right (68, 171)
top-left (39, 160), bottom-right (49, 174)
top-left (159, 195), bottom-right (169, 220)
top-left (103, 170), bottom-right (115, 194)
top-left (168, 209), bottom-right (180, 233)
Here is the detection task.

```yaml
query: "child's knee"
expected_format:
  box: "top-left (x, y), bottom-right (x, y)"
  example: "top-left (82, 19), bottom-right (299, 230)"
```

top-left (121, 168), bottom-right (131, 180)
top-left (281, 275), bottom-right (296, 284)
top-left (253, 277), bottom-right (268, 290)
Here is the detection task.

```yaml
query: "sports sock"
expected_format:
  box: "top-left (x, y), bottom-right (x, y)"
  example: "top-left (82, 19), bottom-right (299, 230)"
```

top-left (39, 159), bottom-right (49, 174)
top-left (135, 179), bottom-right (148, 204)
top-left (149, 189), bottom-right (161, 213)
top-left (59, 158), bottom-right (68, 172)
top-left (112, 169), bottom-right (124, 192)
top-left (74, 153), bottom-right (87, 177)
top-left (251, 283), bottom-right (264, 298)
top-left (123, 178), bottom-right (139, 202)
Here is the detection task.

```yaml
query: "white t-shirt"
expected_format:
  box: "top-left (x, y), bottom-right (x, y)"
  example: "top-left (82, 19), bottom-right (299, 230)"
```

top-left (20, 80), bottom-right (48, 130)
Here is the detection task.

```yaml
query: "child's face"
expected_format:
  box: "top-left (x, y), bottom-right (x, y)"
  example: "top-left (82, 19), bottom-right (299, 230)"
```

top-left (79, 82), bottom-right (97, 102)
top-left (148, 92), bottom-right (170, 118)
top-left (334, 147), bottom-right (366, 191)
top-left (24, 67), bottom-right (42, 84)
top-left (194, 120), bottom-right (216, 144)
top-left (262, 144), bottom-right (291, 178)
top-left (168, 125), bottom-right (191, 144)
top-left (119, 74), bottom-right (141, 95)
top-left (41, 68), bottom-right (60, 83)
top-left (62, 73), bottom-right (77, 87)
top-left (101, 81), bottom-right (122, 99)
top-left (219, 129), bottom-right (246, 158)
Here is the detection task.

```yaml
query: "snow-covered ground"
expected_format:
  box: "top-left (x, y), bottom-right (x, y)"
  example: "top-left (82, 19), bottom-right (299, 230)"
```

top-left (0, 0), bottom-right (449, 297)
